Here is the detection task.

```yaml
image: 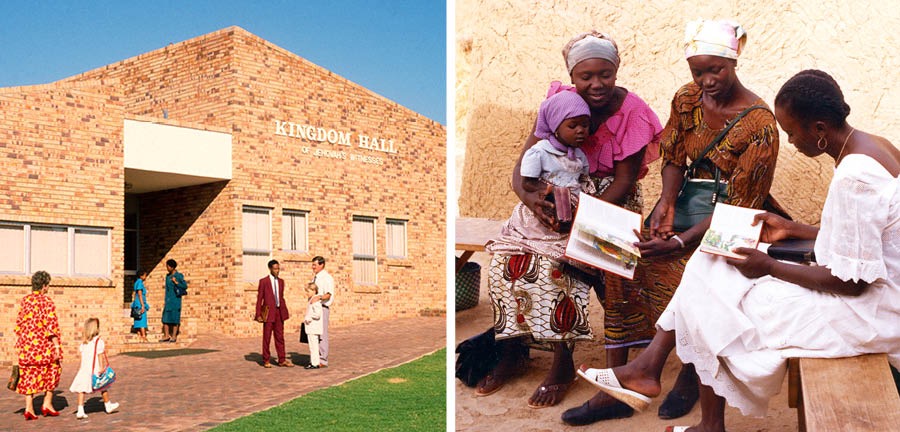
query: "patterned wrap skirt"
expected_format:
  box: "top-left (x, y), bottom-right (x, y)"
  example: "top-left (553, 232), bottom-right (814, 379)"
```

top-left (17, 363), bottom-right (61, 395)
top-left (583, 175), bottom-right (685, 349)
top-left (488, 253), bottom-right (593, 345)
top-left (604, 242), bottom-right (695, 348)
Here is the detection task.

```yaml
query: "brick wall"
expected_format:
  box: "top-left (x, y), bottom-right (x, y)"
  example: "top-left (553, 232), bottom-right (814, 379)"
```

top-left (31, 26), bottom-right (446, 342)
top-left (0, 84), bottom-right (127, 362)
top-left (227, 30), bottom-right (446, 331)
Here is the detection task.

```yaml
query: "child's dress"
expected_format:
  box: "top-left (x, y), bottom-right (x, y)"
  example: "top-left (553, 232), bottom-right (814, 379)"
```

top-left (486, 139), bottom-right (592, 260)
top-left (132, 279), bottom-right (149, 329)
top-left (69, 336), bottom-right (104, 393)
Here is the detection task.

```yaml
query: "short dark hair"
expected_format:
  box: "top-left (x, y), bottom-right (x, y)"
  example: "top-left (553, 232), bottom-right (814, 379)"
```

top-left (775, 69), bottom-right (850, 127)
top-left (268, 259), bottom-right (279, 269)
top-left (31, 271), bottom-right (51, 292)
top-left (137, 269), bottom-right (148, 277)
top-left (166, 259), bottom-right (178, 269)
top-left (312, 256), bottom-right (326, 266)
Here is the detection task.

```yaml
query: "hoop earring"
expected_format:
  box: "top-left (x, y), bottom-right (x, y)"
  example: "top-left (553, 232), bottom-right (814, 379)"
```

top-left (816, 135), bottom-right (828, 151)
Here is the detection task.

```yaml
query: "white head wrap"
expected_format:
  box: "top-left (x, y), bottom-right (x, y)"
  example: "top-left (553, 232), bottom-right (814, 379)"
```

top-left (565, 35), bottom-right (620, 74)
top-left (683, 19), bottom-right (747, 60)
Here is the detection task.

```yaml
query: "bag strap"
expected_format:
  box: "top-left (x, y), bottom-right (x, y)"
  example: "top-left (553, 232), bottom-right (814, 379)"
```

top-left (91, 338), bottom-right (98, 376)
top-left (687, 104), bottom-right (772, 175)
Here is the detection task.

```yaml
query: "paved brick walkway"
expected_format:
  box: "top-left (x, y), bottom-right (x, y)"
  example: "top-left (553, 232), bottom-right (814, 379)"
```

top-left (0, 316), bottom-right (445, 431)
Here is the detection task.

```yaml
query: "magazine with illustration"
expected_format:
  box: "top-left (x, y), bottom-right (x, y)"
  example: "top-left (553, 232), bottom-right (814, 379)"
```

top-left (564, 192), bottom-right (642, 279)
top-left (699, 203), bottom-right (765, 259)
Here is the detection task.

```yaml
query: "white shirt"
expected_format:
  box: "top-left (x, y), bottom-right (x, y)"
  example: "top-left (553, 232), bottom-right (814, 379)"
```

top-left (314, 269), bottom-right (335, 307)
top-left (270, 275), bottom-right (280, 307)
top-left (520, 139), bottom-right (589, 189)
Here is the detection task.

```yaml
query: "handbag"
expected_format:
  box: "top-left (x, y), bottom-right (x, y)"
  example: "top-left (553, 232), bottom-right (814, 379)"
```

top-left (7, 365), bottom-right (19, 392)
top-left (130, 305), bottom-right (142, 319)
top-left (299, 322), bottom-right (309, 344)
top-left (454, 327), bottom-right (499, 387)
top-left (174, 279), bottom-right (188, 297)
top-left (646, 105), bottom-right (771, 232)
top-left (767, 238), bottom-right (817, 263)
top-left (91, 339), bottom-right (116, 391)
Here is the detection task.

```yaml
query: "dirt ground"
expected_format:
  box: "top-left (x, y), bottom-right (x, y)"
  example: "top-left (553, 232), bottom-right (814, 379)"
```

top-left (454, 251), bottom-right (800, 432)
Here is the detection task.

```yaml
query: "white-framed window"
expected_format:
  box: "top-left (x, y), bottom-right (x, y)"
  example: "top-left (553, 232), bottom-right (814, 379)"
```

top-left (31, 226), bottom-right (68, 275)
top-left (385, 218), bottom-right (408, 259)
top-left (242, 206), bottom-right (272, 283)
top-left (74, 228), bottom-right (111, 276)
top-left (0, 223), bottom-right (25, 274)
top-left (282, 210), bottom-right (309, 252)
top-left (0, 221), bottom-right (110, 277)
top-left (352, 216), bottom-right (377, 285)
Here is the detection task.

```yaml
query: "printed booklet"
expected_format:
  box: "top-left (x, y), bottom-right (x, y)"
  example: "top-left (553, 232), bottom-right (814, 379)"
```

top-left (564, 192), bottom-right (642, 279)
top-left (698, 203), bottom-right (765, 259)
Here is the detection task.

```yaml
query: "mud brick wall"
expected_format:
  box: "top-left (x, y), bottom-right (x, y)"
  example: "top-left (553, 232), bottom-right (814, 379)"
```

top-left (457, 0), bottom-right (899, 224)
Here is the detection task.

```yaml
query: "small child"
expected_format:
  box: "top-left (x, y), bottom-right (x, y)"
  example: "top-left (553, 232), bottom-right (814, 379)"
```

top-left (131, 270), bottom-right (149, 342)
top-left (303, 283), bottom-right (324, 370)
top-left (487, 90), bottom-right (593, 259)
top-left (69, 318), bottom-right (119, 419)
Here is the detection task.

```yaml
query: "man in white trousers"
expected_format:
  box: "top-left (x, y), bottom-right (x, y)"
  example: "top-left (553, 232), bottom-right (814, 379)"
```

top-left (311, 256), bottom-right (334, 367)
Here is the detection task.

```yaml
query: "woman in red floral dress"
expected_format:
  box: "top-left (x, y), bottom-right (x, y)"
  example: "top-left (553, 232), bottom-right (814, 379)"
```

top-left (15, 270), bottom-right (63, 420)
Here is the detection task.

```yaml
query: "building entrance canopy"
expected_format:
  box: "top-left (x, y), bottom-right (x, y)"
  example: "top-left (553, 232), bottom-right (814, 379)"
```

top-left (124, 119), bottom-right (232, 193)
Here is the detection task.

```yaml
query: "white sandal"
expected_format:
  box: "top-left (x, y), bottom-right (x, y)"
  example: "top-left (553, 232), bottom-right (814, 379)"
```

top-left (577, 366), bottom-right (652, 411)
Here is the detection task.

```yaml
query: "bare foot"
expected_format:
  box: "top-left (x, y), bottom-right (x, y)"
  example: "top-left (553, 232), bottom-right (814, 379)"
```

top-left (611, 364), bottom-right (663, 398)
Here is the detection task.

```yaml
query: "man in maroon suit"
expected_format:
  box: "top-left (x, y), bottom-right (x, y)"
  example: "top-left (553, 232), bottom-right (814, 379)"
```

top-left (255, 259), bottom-right (293, 368)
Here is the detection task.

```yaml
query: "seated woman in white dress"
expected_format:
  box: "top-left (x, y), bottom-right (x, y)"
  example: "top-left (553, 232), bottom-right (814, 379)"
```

top-left (576, 69), bottom-right (900, 432)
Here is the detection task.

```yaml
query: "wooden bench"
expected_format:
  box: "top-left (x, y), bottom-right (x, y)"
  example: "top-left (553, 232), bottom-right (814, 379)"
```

top-left (788, 354), bottom-right (900, 431)
top-left (454, 217), bottom-right (502, 272)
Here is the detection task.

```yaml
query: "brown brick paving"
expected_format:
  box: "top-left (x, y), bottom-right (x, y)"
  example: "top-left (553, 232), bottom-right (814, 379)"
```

top-left (0, 316), bottom-right (445, 431)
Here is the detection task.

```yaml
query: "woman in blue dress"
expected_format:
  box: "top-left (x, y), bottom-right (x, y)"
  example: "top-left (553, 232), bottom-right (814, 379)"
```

top-left (131, 269), bottom-right (149, 342)
top-left (160, 259), bottom-right (187, 343)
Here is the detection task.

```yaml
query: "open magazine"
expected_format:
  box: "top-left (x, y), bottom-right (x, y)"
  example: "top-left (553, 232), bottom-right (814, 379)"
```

top-left (564, 192), bottom-right (642, 279)
top-left (699, 203), bottom-right (764, 259)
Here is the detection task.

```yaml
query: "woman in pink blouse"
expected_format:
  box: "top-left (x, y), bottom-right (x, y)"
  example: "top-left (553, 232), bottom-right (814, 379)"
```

top-left (476, 31), bottom-right (665, 416)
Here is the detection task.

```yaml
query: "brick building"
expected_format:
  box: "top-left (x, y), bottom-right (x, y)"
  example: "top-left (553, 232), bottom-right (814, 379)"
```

top-left (0, 26), bottom-right (446, 362)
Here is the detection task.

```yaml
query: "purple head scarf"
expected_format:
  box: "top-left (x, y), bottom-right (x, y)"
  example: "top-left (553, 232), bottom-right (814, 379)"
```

top-left (534, 91), bottom-right (590, 159)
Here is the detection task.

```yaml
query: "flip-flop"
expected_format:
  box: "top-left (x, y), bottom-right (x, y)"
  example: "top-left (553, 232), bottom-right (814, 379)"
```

top-left (577, 366), bottom-right (651, 411)
top-left (474, 372), bottom-right (508, 397)
top-left (526, 378), bottom-right (576, 409)
top-left (664, 427), bottom-right (689, 432)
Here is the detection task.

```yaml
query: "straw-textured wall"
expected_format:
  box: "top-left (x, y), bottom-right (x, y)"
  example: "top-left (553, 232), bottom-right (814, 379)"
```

top-left (456, 0), bottom-right (900, 224)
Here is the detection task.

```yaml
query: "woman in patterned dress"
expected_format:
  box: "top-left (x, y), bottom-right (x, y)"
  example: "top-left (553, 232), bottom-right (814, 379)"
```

top-left (15, 270), bottom-right (63, 420)
top-left (478, 30), bottom-right (663, 411)
top-left (562, 19), bottom-right (786, 424)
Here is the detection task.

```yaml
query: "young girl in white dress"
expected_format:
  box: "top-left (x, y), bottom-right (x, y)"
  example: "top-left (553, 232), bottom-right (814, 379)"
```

top-left (69, 317), bottom-right (119, 419)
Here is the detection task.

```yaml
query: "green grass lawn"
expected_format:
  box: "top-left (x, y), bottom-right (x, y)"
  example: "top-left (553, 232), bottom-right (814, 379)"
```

top-left (211, 349), bottom-right (446, 431)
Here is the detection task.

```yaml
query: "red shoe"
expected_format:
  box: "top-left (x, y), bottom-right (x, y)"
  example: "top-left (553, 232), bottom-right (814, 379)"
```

top-left (41, 407), bottom-right (60, 416)
top-left (24, 411), bottom-right (38, 420)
